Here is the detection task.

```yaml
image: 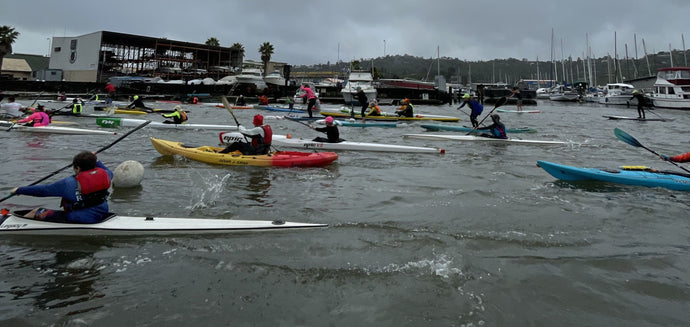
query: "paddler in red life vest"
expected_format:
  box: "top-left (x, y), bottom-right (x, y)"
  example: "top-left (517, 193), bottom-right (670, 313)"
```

top-left (219, 114), bottom-right (272, 155)
top-left (161, 105), bottom-right (188, 124)
top-left (11, 151), bottom-right (113, 223)
top-left (660, 151), bottom-right (690, 163)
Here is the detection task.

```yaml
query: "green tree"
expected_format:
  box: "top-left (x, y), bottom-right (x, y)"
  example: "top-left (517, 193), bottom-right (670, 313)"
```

top-left (350, 60), bottom-right (361, 70)
top-left (205, 37), bottom-right (220, 47)
top-left (0, 26), bottom-right (20, 76)
top-left (258, 42), bottom-right (274, 77)
top-left (231, 43), bottom-right (245, 58)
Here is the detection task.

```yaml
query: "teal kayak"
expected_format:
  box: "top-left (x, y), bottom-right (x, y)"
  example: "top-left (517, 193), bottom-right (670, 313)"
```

top-left (537, 160), bottom-right (690, 191)
top-left (421, 124), bottom-right (536, 133)
top-left (316, 119), bottom-right (396, 128)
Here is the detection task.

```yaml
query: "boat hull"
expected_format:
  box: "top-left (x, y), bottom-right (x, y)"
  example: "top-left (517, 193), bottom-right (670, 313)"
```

top-left (220, 133), bottom-right (444, 154)
top-left (403, 134), bottom-right (566, 145)
top-left (150, 137), bottom-right (338, 167)
top-left (320, 111), bottom-right (460, 122)
top-left (602, 115), bottom-right (673, 122)
top-left (0, 211), bottom-right (327, 235)
top-left (1, 121), bottom-right (118, 135)
top-left (537, 160), bottom-right (690, 191)
top-left (495, 109), bottom-right (541, 114)
top-left (420, 124), bottom-right (536, 133)
top-left (97, 117), bottom-right (238, 130)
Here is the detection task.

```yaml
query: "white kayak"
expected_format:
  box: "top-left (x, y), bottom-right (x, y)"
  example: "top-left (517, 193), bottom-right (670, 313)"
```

top-left (0, 210), bottom-right (327, 235)
top-left (1, 120), bottom-right (118, 135)
top-left (96, 117), bottom-right (238, 130)
top-left (219, 132), bottom-right (445, 154)
top-left (402, 134), bottom-right (567, 145)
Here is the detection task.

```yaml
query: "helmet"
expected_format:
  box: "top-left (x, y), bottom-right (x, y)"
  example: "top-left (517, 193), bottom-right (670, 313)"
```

top-left (73, 98), bottom-right (78, 103)
top-left (462, 94), bottom-right (471, 99)
top-left (356, 86), bottom-right (362, 90)
top-left (133, 95), bottom-right (139, 100)
top-left (36, 104), bottom-right (45, 111)
top-left (632, 90), bottom-right (639, 94)
top-left (173, 105), bottom-right (182, 111)
top-left (402, 98), bottom-right (410, 104)
top-left (325, 116), bottom-right (334, 124)
top-left (253, 114), bottom-right (264, 126)
top-left (491, 114), bottom-right (500, 121)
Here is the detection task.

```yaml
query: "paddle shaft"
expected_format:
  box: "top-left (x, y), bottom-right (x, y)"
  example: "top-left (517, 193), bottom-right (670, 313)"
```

top-left (221, 96), bottom-right (249, 143)
top-left (614, 128), bottom-right (690, 174)
top-left (0, 120), bottom-right (151, 203)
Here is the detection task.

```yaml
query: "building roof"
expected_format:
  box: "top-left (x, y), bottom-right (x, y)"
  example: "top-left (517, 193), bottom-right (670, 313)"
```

top-left (2, 58), bottom-right (32, 73)
top-left (6, 53), bottom-right (49, 71)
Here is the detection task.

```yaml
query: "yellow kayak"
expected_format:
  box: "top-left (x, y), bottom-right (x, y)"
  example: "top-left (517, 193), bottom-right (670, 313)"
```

top-left (150, 137), bottom-right (338, 167)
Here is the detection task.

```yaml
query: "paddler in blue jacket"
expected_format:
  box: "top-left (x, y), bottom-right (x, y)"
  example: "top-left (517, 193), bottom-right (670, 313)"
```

top-left (457, 93), bottom-right (483, 127)
top-left (475, 114), bottom-right (507, 139)
top-left (11, 151), bottom-right (113, 223)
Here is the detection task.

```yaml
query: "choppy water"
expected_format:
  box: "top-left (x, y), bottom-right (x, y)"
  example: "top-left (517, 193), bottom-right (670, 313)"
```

top-left (1, 99), bottom-right (689, 326)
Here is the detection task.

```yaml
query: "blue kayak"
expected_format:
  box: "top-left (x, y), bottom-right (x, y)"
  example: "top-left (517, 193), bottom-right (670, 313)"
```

top-left (421, 124), bottom-right (537, 133)
top-left (256, 105), bottom-right (307, 113)
top-left (537, 160), bottom-right (690, 191)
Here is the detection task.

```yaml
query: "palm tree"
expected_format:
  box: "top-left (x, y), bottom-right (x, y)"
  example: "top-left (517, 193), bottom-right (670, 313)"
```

top-left (230, 43), bottom-right (245, 69)
top-left (205, 37), bottom-right (220, 47)
top-left (0, 26), bottom-right (20, 76)
top-left (258, 42), bottom-right (274, 77)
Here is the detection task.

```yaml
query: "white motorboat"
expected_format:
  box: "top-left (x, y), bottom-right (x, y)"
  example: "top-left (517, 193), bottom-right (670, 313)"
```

top-left (598, 83), bottom-right (637, 106)
top-left (341, 71), bottom-right (377, 105)
top-left (0, 120), bottom-right (118, 135)
top-left (235, 68), bottom-right (268, 90)
top-left (220, 132), bottom-right (445, 154)
top-left (650, 67), bottom-right (690, 109)
top-left (402, 134), bottom-right (567, 145)
top-left (264, 70), bottom-right (286, 86)
top-left (548, 85), bottom-right (579, 101)
top-left (0, 210), bottom-right (327, 235)
top-left (96, 118), bottom-right (238, 130)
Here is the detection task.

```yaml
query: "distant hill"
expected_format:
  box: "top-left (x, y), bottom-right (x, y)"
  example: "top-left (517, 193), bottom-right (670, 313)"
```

top-left (293, 51), bottom-right (688, 87)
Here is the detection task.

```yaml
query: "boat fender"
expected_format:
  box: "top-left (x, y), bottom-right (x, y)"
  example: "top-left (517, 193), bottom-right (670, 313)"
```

top-left (272, 219), bottom-right (285, 225)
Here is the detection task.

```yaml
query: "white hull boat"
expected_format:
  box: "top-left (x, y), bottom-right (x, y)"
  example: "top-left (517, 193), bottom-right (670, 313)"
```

top-left (402, 134), bottom-right (567, 145)
top-left (598, 83), bottom-right (637, 106)
top-left (235, 68), bottom-right (268, 89)
top-left (219, 132), bottom-right (445, 153)
top-left (1, 120), bottom-right (118, 135)
top-left (96, 118), bottom-right (238, 130)
top-left (651, 67), bottom-right (690, 109)
top-left (341, 71), bottom-right (377, 105)
top-left (0, 210), bottom-right (327, 235)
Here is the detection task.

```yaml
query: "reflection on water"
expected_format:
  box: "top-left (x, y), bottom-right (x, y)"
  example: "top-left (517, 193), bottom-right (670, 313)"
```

top-left (244, 169), bottom-right (271, 202)
top-left (110, 185), bottom-right (143, 203)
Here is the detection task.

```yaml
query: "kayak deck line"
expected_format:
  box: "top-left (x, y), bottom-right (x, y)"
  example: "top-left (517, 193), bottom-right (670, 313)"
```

top-left (0, 210), bottom-right (328, 235)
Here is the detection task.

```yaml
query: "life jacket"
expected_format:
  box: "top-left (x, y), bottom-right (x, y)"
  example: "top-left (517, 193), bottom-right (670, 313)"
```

top-left (492, 123), bottom-right (507, 139)
top-left (251, 125), bottom-right (272, 154)
top-left (66, 167), bottom-right (111, 210)
top-left (178, 110), bottom-right (188, 122)
top-left (72, 103), bottom-right (83, 114)
top-left (368, 105), bottom-right (381, 116)
top-left (192, 97), bottom-right (199, 104)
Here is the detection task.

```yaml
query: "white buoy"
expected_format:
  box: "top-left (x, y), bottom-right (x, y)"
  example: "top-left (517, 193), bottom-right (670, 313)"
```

top-left (112, 160), bottom-right (145, 188)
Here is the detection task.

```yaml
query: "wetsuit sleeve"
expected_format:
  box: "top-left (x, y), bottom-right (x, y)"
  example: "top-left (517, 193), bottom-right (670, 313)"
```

top-left (670, 152), bottom-right (690, 163)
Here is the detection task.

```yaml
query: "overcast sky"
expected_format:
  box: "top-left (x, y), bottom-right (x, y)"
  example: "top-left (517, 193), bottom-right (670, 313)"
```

top-left (2, 0), bottom-right (689, 67)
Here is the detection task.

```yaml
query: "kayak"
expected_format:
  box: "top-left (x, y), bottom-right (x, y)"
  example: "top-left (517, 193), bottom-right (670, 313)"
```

top-left (316, 119), bottom-right (397, 128)
top-left (219, 132), bottom-right (445, 154)
top-left (266, 115), bottom-right (319, 121)
top-left (420, 124), bottom-right (536, 133)
top-left (0, 121), bottom-right (118, 135)
top-left (96, 117), bottom-right (238, 130)
top-left (496, 109), bottom-right (541, 113)
top-left (255, 105), bottom-right (307, 113)
top-left (0, 210), bottom-right (327, 235)
top-left (402, 134), bottom-right (567, 145)
top-left (93, 107), bottom-right (149, 115)
top-left (150, 137), bottom-right (338, 167)
top-left (215, 105), bottom-right (254, 109)
top-left (537, 160), bottom-right (690, 191)
top-left (320, 111), bottom-right (461, 122)
top-left (602, 115), bottom-right (673, 122)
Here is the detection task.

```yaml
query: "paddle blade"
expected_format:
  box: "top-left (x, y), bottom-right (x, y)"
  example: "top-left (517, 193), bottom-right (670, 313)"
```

top-left (614, 128), bottom-right (643, 147)
top-left (494, 96), bottom-right (507, 109)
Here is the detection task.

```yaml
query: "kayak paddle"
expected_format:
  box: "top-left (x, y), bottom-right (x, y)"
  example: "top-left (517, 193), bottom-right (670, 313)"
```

top-left (466, 96), bottom-right (507, 135)
top-left (221, 96), bottom-right (249, 143)
top-left (614, 128), bottom-right (690, 174)
top-left (0, 120), bottom-right (152, 203)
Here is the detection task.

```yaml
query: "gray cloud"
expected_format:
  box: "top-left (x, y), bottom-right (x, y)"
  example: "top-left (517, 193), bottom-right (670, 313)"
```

top-left (2, 0), bottom-right (689, 66)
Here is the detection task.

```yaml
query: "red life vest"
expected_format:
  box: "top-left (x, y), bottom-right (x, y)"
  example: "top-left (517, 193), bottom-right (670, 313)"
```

top-left (67, 167), bottom-right (111, 210)
top-left (192, 97), bottom-right (199, 104)
top-left (251, 125), bottom-right (272, 154)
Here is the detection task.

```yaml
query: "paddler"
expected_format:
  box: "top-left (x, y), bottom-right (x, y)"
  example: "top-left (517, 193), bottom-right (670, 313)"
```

top-left (363, 99), bottom-right (381, 122)
top-left (475, 114), bottom-right (507, 139)
top-left (457, 94), bottom-right (483, 127)
top-left (62, 98), bottom-right (84, 115)
top-left (310, 116), bottom-right (341, 143)
top-left (219, 114), bottom-right (272, 155)
top-left (126, 95), bottom-right (150, 110)
top-left (161, 105), bottom-right (188, 124)
top-left (16, 104), bottom-right (50, 126)
top-left (10, 151), bottom-right (113, 223)
top-left (395, 98), bottom-right (414, 117)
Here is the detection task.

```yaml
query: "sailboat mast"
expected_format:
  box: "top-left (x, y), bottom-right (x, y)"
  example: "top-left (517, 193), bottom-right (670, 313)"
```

top-left (642, 38), bottom-right (652, 76)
